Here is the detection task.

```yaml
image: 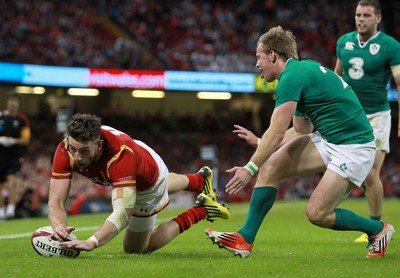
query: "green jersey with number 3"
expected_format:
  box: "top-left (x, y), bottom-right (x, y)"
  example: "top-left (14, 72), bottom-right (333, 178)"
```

top-left (275, 59), bottom-right (374, 145)
top-left (336, 31), bottom-right (400, 114)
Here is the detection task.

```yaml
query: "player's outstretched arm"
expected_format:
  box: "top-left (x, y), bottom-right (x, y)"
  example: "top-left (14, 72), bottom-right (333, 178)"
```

top-left (60, 221), bottom-right (120, 251)
top-left (48, 178), bottom-right (75, 241)
top-left (61, 187), bottom-right (136, 251)
top-left (226, 102), bottom-right (297, 194)
top-left (233, 124), bottom-right (259, 148)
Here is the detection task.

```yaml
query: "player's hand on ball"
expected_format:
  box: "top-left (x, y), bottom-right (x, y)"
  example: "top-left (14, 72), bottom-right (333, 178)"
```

top-left (31, 226), bottom-right (80, 257)
top-left (60, 239), bottom-right (97, 251)
top-left (225, 166), bottom-right (252, 194)
top-left (49, 224), bottom-right (76, 241)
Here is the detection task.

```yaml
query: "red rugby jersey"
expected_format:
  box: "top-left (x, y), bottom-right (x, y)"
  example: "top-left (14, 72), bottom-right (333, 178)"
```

top-left (51, 126), bottom-right (159, 191)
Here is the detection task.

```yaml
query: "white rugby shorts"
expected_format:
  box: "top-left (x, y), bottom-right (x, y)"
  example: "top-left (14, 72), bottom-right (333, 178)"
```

top-left (309, 132), bottom-right (375, 187)
top-left (367, 110), bottom-right (391, 153)
top-left (127, 140), bottom-right (170, 232)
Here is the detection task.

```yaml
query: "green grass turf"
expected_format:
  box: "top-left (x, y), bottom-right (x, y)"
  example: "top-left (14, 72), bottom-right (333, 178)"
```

top-left (1, 199), bottom-right (399, 278)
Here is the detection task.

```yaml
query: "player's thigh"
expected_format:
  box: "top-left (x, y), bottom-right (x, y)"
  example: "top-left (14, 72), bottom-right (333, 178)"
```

top-left (123, 215), bottom-right (157, 253)
top-left (167, 173), bottom-right (189, 194)
top-left (123, 228), bottom-right (152, 253)
top-left (5, 174), bottom-right (19, 187)
top-left (259, 135), bottom-right (325, 182)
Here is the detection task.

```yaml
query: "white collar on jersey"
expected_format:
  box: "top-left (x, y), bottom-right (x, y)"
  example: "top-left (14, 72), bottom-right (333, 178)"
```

top-left (357, 31), bottom-right (380, 48)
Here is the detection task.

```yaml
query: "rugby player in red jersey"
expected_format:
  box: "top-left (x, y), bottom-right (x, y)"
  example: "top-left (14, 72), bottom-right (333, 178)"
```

top-left (48, 113), bottom-right (230, 253)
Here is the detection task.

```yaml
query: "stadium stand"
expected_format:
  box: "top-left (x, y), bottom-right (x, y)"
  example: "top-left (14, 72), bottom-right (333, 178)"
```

top-left (0, 0), bottom-right (163, 69)
top-left (2, 0), bottom-right (397, 71)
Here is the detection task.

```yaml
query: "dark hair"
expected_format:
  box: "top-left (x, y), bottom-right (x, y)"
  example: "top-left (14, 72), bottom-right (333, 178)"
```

top-left (358, 0), bottom-right (381, 15)
top-left (67, 113), bottom-right (101, 142)
top-left (7, 92), bottom-right (21, 101)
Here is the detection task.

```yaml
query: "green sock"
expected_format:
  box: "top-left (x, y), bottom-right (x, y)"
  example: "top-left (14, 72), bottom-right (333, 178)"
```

top-left (370, 215), bottom-right (381, 221)
top-left (238, 187), bottom-right (277, 243)
top-left (332, 208), bottom-right (383, 235)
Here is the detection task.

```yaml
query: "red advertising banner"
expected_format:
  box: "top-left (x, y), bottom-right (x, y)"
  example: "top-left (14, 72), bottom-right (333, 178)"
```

top-left (89, 69), bottom-right (165, 89)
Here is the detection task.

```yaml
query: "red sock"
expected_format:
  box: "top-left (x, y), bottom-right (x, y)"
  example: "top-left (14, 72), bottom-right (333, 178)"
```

top-left (173, 207), bottom-right (207, 233)
top-left (184, 173), bottom-right (204, 193)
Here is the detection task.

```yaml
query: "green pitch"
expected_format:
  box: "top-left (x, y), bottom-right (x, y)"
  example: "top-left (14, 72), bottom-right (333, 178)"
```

top-left (1, 199), bottom-right (399, 278)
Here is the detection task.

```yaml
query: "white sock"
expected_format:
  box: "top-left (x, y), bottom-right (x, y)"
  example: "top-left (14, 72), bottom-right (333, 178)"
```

top-left (0, 207), bottom-right (5, 218)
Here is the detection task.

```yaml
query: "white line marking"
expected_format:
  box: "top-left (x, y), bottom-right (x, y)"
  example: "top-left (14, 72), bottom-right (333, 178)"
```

top-left (0, 227), bottom-right (99, 240)
top-left (0, 208), bottom-right (256, 240)
top-left (0, 215), bottom-right (180, 240)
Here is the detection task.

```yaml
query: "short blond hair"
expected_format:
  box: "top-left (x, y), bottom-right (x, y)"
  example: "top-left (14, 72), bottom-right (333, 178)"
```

top-left (257, 26), bottom-right (298, 60)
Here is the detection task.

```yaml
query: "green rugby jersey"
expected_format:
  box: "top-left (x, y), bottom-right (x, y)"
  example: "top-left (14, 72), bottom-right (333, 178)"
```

top-left (336, 31), bottom-right (400, 114)
top-left (275, 59), bottom-right (374, 145)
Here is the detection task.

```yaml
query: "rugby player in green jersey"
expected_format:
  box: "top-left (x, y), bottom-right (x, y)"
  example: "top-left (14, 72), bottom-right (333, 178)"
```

top-left (205, 26), bottom-right (395, 258)
top-left (334, 0), bottom-right (400, 243)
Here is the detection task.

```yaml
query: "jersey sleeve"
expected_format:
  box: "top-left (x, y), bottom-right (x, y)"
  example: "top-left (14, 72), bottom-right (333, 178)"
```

top-left (275, 70), bottom-right (306, 107)
top-left (388, 37), bottom-right (400, 67)
top-left (51, 140), bottom-right (73, 180)
top-left (108, 149), bottom-right (137, 188)
top-left (18, 113), bottom-right (31, 128)
top-left (18, 113), bottom-right (31, 140)
top-left (336, 35), bottom-right (345, 59)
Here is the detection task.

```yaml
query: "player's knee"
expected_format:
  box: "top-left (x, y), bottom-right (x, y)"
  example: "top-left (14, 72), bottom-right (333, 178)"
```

top-left (123, 242), bottom-right (148, 254)
top-left (365, 168), bottom-right (381, 186)
top-left (123, 231), bottom-right (150, 254)
top-left (124, 248), bottom-right (142, 254)
top-left (123, 247), bottom-right (141, 254)
top-left (305, 203), bottom-right (329, 227)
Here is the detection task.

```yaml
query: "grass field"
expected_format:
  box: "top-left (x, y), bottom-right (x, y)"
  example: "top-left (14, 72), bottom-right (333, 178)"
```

top-left (1, 198), bottom-right (399, 278)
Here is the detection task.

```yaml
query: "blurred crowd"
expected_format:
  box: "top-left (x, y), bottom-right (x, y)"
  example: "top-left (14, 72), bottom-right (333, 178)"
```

top-left (0, 0), bottom-right (161, 70)
top-left (1, 0), bottom-right (399, 217)
top-left (2, 0), bottom-right (388, 72)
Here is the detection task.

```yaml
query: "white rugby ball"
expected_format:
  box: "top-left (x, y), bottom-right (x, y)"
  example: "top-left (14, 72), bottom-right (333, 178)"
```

top-left (31, 226), bottom-right (80, 258)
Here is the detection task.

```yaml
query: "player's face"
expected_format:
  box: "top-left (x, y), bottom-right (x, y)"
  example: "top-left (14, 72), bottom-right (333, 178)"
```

top-left (6, 97), bottom-right (20, 114)
top-left (256, 44), bottom-right (276, 82)
top-left (355, 5), bottom-right (381, 37)
top-left (67, 136), bottom-right (102, 170)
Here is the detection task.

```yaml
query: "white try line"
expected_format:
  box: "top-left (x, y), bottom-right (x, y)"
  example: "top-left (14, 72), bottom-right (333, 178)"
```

top-left (0, 214), bottom-right (197, 240)
top-left (0, 226), bottom-right (99, 240)
top-left (0, 205), bottom-right (299, 240)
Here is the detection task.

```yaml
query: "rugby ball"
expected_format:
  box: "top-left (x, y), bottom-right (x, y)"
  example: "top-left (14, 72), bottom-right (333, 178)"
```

top-left (31, 226), bottom-right (80, 258)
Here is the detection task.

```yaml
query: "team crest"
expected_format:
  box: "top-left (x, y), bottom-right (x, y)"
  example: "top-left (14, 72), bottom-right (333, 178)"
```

top-left (369, 43), bottom-right (380, 55)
